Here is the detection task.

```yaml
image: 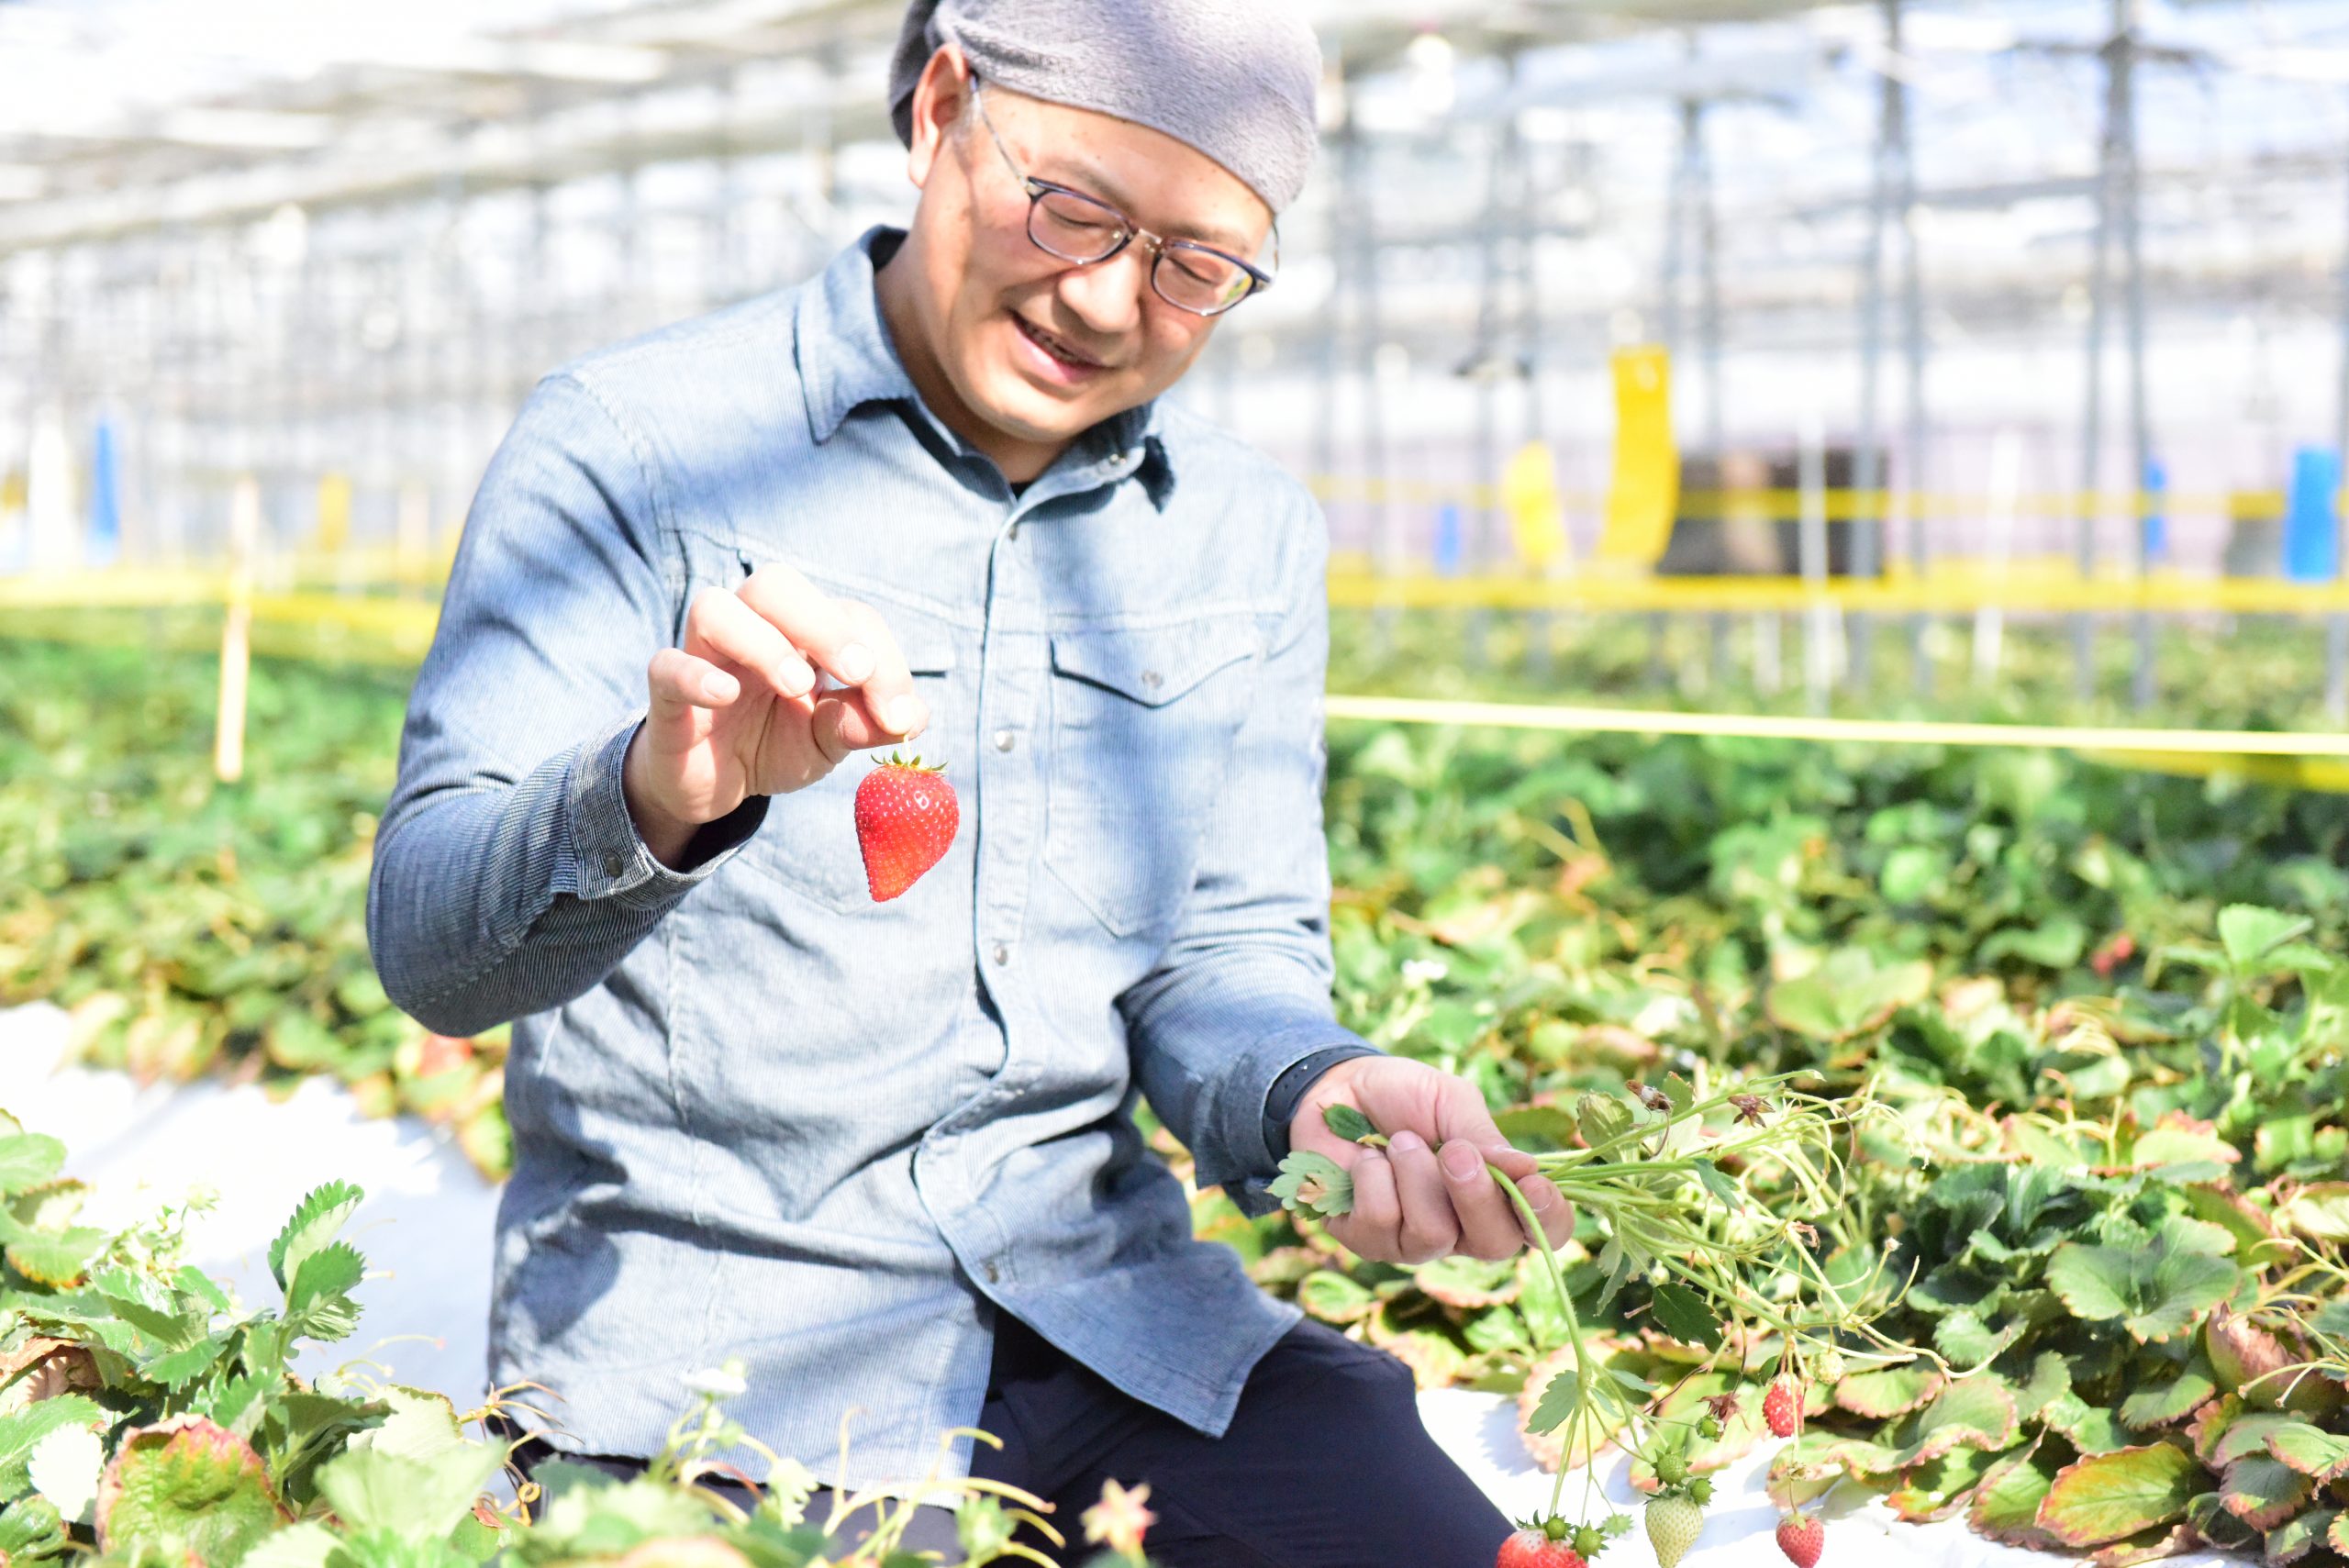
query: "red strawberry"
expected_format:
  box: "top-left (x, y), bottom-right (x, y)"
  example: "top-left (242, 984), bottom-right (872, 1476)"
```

top-left (1763, 1375), bottom-right (1803, 1439)
top-left (854, 753), bottom-right (959, 901)
top-left (414, 1033), bottom-right (473, 1077)
top-left (1776, 1511), bottom-right (1823, 1568)
top-left (2091, 931), bottom-right (2137, 979)
top-left (1497, 1524), bottom-right (1585, 1568)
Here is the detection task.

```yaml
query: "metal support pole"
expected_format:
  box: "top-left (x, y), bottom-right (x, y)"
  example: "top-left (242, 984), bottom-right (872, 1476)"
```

top-left (1348, 120), bottom-right (1398, 653)
top-left (2332, 106), bottom-right (2349, 722)
top-left (2073, 18), bottom-right (2121, 706)
top-left (1652, 97), bottom-right (1696, 687)
top-left (1518, 106), bottom-right (1553, 678)
top-left (1896, 41), bottom-right (1931, 699)
top-left (1693, 98), bottom-right (1733, 692)
top-left (1470, 115), bottom-right (1509, 670)
top-left (2116, 4), bottom-right (2156, 712)
top-left (1850, 0), bottom-right (1899, 696)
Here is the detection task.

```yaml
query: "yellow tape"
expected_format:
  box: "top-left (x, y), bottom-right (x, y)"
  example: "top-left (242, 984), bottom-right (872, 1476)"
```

top-left (1323, 694), bottom-right (2349, 762)
top-left (1325, 571), bottom-right (2349, 617)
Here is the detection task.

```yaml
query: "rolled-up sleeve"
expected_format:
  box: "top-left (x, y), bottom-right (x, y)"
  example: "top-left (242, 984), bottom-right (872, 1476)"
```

top-left (1118, 490), bottom-right (1381, 1215)
top-left (366, 371), bottom-right (763, 1038)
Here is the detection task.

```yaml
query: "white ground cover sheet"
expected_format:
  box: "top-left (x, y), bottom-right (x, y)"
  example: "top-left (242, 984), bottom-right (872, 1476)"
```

top-left (4, 1002), bottom-right (2235, 1566)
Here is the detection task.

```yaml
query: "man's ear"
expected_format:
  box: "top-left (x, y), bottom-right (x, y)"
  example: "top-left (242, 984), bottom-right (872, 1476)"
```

top-left (906, 45), bottom-right (974, 189)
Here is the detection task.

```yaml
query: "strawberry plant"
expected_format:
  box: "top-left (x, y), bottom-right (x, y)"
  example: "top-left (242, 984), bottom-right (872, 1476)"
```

top-left (0, 1108), bottom-right (1158, 1568)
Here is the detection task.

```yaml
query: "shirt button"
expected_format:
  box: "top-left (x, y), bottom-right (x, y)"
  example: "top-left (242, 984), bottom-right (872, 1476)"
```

top-left (991, 942), bottom-right (1009, 966)
top-left (1140, 670), bottom-right (1163, 691)
top-left (984, 1262), bottom-right (1001, 1284)
top-left (603, 851), bottom-right (627, 878)
top-left (992, 728), bottom-right (1016, 752)
top-left (1006, 522), bottom-right (1020, 541)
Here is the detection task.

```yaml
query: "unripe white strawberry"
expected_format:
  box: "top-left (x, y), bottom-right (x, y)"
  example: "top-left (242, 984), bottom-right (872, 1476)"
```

top-left (1645, 1494), bottom-right (1703, 1568)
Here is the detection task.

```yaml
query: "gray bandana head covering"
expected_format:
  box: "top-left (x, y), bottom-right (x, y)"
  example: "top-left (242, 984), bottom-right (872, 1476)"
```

top-left (888, 0), bottom-right (1321, 215)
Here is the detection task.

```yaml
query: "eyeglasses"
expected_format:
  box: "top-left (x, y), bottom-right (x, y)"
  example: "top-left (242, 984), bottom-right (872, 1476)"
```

top-left (971, 84), bottom-right (1275, 318)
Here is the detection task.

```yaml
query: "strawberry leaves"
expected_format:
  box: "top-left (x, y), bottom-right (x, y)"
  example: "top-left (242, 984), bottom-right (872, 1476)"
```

top-left (1270, 1152), bottom-right (1353, 1218)
top-left (2035, 1443), bottom-right (2208, 1549)
top-left (2046, 1218), bottom-right (2241, 1344)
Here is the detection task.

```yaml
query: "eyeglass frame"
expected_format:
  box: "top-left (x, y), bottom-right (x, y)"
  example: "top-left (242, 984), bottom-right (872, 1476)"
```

top-left (968, 82), bottom-right (1276, 317)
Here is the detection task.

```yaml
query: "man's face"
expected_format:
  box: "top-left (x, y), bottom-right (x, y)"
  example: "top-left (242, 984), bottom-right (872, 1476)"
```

top-left (896, 61), bottom-right (1275, 468)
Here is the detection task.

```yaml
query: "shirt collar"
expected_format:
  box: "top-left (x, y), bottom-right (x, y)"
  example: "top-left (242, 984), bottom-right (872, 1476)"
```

top-left (798, 227), bottom-right (1178, 511)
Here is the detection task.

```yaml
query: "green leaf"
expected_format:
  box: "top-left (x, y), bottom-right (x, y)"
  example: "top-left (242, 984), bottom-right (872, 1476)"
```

top-left (1765, 950), bottom-right (1934, 1041)
top-left (1269, 1151), bottom-right (1353, 1218)
top-left (2043, 1393), bottom-right (2134, 1456)
top-left (2035, 1443), bottom-right (2206, 1549)
top-left (1576, 1093), bottom-right (1635, 1151)
top-left (1887, 1445), bottom-right (2008, 1522)
top-left (140, 1330), bottom-right (237, 1393)
top-left (2218, 906), bottom-right (2314, 973)
top-left (4, 1225), bottom-right (108, 1287)
top-left (0, 1496), bottom-right (67, 1559)
top-left (1295, 1271), bottom-right (1375, 1325)
top-left (0, 1133), bottom-right (66, 1195)
top-left (2266, 1507), bottom-right (2338, 1567)
top-left (2046, 1228), bottom-right (2241, 1342)
top-left (95, 1416), bottom-right (289, 1566)
top-left (1689, 1162), bottom-right (1741, 1209)
top-left (346, 1387), bottom-right (471, 1467)
top-left (1663, 1073), bottom-right (1695, 1115)
top-left (1835, 1365), bottom-right (1944, 1418)
top-left (1526, 1368), bottom-right (1582, 1436)
top-left (2015, 1351), bottom-right (2073, 1425)
top-left (2279, 1184), bottom-right (2349, 1244)
top-left (1971, 1440), bottom-right (2062, 1547)
top-left (1320, 1104), bottom-right (1378, 1144)
top-left (1492, 1105), bottom-right (1579, 1152)
top-left (2119, 1355), bottom-right (2219, 1431)
top-left (314, 1443), bottom-right (506, 1540)
top-left (267, 1180), bottom-right (364, 1294)
top-left (284, 1240), bottom-right (365, 1342)
top-left (2266, 1422), bottom-right (2349, 1483)
top-left (1902, 1376), bottom-right (2021, 1463)
top-left (1647, 1283), bottom-right (1721, 1350)
top-left (1980, 917), bottom-right (2089, 970)
top-left (2220, 1455), bottom-right (2310, 1530)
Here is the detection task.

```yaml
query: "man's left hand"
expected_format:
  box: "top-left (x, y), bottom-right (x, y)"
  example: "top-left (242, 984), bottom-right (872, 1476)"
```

top-left (1287, 1056), bottom-right (1572, 1266)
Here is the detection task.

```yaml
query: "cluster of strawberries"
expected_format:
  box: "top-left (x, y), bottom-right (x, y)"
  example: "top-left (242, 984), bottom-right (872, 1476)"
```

top-left (1497, 1373), bottom-right (1825, 1568)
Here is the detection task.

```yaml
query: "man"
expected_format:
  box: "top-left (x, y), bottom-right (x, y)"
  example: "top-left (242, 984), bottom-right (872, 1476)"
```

top-left (369, 2), bottom-right (1571, 1561)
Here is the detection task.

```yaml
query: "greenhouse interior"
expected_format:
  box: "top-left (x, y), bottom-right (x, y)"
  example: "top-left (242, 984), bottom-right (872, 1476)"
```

top-left (5, 1), bottom-right (2349, 1565)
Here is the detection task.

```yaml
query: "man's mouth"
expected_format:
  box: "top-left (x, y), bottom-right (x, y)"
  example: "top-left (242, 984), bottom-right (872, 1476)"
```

top-left (1013, 315), bottom-right (1109, 373)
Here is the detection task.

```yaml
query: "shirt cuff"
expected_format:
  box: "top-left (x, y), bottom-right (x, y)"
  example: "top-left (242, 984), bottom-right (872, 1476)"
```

top-left (565, 712), bottom-right (769, 908)
top-left (1261, 1043), bottom-right (1385, 1163)
top-left (1207, 1026), bottom-right (1379, 1220)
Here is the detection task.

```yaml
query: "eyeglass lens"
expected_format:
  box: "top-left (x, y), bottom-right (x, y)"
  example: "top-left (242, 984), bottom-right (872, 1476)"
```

top-left (1029, 188), bottom-right (1254, 315)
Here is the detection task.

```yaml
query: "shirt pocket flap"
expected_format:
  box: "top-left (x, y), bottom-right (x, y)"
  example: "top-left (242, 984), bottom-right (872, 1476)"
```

top-left (1048, 622), bottom-right (1254, 707)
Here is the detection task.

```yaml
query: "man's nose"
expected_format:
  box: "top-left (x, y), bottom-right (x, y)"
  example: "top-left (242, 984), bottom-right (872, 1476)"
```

top-left (1055, 246), bottom-right (1149, 341)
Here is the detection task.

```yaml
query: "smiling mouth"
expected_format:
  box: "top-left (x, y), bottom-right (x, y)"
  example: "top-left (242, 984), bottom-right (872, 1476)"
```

top-left (1015, 315), bottom-right (1109, 372)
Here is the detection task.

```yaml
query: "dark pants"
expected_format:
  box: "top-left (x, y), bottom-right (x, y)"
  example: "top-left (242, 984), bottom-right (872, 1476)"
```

top-left (498, 1313), bottom-right (1511, 1566)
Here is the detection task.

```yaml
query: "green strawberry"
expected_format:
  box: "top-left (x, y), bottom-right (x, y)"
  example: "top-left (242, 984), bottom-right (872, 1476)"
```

top-left (1645, 1494), bottom-right (1703, 1568)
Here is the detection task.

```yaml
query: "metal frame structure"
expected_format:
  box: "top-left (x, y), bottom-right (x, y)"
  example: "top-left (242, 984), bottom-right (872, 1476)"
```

top-left (7, 0), bottom-right (2349, 715)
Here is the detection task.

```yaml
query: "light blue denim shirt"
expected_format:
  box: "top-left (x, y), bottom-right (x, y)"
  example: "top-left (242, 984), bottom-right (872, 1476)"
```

top-left (367, 228), bottom-right (1378, 1485)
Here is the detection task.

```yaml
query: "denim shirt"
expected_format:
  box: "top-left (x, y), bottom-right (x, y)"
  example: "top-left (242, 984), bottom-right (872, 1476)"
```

top-left (366, 228), bottom-right (1378, 1485)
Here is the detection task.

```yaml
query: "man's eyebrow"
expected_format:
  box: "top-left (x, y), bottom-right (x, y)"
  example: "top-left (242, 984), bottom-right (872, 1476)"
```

top-left (1034, 155), bottom-right (1256, 255)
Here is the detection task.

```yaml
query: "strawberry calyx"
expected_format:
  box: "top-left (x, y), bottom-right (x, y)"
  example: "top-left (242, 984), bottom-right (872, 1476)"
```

top-left (872, 750), bottom-right (948, 773)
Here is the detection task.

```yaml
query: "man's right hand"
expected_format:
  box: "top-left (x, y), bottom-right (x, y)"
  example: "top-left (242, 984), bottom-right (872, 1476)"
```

top-left (623, 564), bottom-right (930, 867)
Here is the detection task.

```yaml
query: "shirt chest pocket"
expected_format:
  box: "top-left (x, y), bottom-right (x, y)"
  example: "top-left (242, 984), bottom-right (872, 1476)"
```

top-left (736, 605), bottom-right (962, 915)
top-left (1042, 617), bottom-right (1261, 940)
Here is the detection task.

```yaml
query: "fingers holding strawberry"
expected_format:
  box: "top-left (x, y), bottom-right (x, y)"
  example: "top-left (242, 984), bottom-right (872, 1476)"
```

top-left (625, 564), bottom-right (932, 867)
